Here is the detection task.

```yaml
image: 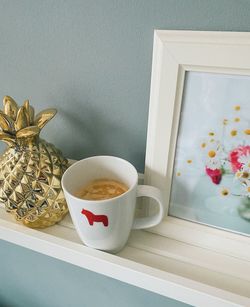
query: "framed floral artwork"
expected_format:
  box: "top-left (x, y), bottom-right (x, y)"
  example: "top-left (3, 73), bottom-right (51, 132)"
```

top-left (144, 30), bottom-right (250, 260)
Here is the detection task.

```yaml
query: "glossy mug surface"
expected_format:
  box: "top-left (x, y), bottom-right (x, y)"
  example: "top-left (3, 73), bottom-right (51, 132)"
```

top-left (62, 156), bottom-right (164, 253)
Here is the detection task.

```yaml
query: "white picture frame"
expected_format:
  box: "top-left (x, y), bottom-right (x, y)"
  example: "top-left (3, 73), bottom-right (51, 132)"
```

top-left (144, 30), bottom-right (250, 261)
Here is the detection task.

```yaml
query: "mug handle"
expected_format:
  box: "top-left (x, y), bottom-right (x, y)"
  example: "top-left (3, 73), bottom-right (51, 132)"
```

top-left (132, 185), bottom-right (164, 230)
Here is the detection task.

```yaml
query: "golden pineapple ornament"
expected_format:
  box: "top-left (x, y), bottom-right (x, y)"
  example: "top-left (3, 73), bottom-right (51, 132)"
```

top-left (0, 96), bottom-right (69, 228)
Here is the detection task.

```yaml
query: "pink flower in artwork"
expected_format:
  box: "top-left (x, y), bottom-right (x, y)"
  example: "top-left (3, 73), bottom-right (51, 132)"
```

top-left (229, 145), bottom-right (250, 173)
top-left (205, 167), bottom-right (222, 185)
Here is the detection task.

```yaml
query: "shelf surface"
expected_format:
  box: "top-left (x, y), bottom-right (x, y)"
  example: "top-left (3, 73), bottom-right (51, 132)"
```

top-left (0, 203), bottom-right (250, 307)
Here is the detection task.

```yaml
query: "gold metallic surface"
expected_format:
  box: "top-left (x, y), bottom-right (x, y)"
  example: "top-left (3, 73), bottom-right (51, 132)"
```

top-left (3, 96), bottom-right (18, 120)
top-left (0, 96), bottom-right (69, 228)
top-left (34, 108), bottom-right (57, 129)
top-left (0, 111), bottom-right (14, 132)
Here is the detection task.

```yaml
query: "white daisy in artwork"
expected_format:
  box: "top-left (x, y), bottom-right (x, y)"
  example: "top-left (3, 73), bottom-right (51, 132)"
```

top-left (223, 114), bottom-right (249, 148)
top-left (242, 179), bottom-right (250, 197)
top-left (201, 140), bottom-right (226, 185)
top-left (206, 158), bottom-right (222, 171)
top-left (232, 148), bottom-right (249, 185)
top-left (239, 154), bottom-right (250, 171)
top-left (244, 128), bottom-right (250, 137)
top-left (235, 167), bottom-right (250, 192)
top-left (203, 140), bottom-right (225, 170)
top-left (220, 187), bottom-right (230, 197)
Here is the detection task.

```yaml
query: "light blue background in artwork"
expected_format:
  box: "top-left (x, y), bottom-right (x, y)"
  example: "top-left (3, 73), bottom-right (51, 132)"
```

top-left (1, 0), bottom-right (250, 306)
top-left (170, 72), bottom-right (250, 235)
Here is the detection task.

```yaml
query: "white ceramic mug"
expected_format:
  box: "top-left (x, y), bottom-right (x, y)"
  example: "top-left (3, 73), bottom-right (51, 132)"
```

top-left (62, 156), bottom-right (164, 253)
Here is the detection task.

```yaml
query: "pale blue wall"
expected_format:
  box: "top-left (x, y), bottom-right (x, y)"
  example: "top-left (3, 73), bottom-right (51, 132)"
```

top-left (0, 240), bottom-right (189, 307)
top-left (0, 1), bottom-right (250, 306)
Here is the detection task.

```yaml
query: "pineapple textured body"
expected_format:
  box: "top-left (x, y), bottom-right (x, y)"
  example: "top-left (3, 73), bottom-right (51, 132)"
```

top-left (0, 96), bottom-right (69, 228)
top-left (0, 140), bottom-right (68, 227)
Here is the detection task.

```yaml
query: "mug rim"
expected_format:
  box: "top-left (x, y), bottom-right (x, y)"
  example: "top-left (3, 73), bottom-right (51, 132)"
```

top-left (62, 155), bottom-right (138, 204)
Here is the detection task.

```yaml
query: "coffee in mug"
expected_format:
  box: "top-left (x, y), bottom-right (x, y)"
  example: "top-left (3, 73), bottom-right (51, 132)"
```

top-left (75, 179), bottom-right (128, 200)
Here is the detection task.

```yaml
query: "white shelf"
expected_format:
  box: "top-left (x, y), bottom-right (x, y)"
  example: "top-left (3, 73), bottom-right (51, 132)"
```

top-left (0, 204), bottom-right (249, 307)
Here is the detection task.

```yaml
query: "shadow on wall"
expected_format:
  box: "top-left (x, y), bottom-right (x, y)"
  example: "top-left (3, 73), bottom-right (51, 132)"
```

top-left (58, 99), bottom-right (145, 170)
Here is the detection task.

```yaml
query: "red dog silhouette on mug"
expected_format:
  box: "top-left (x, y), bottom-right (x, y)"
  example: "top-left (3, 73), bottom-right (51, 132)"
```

top-left (81, 209), bottom-right (109, 227)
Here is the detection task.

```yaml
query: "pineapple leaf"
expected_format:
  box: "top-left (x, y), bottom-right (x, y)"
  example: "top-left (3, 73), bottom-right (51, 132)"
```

top-left (23, 100), bottom-right (31, 126)
top-left (34, 108), bottom-right (57, 129)
top-left (3, 96), bottom-right (18, 120)
top-left (0, 111), bottom-right (14, 132)
top-left (29, 106), bottom-right (35, 124)
top-left (0, 131), bottom-right (15, 145)
top-left (23, 99), bottom-right (35, 124)
top-left (16, 126), bottom-right (40, 139)
top-left (15, 106), bottom-right (29, 131)
top-left (23, 99), bottom-right (29, 109)
top-left (27, 105), bottom-right (35, 126)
